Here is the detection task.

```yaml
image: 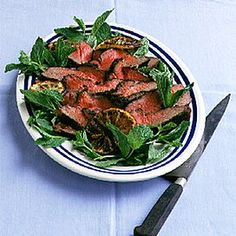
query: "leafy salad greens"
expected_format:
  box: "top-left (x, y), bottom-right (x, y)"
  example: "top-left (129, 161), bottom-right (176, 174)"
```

top-left (5, 9), bottom-right (193, 168)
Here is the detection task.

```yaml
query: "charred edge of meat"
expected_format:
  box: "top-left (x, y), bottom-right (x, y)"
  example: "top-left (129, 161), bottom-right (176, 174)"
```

top-left (53, 122), bottom-right (77, 137)
top-left (55, 111), bottom-right (83, 130)
top-left (168, 106), bottom-right (191, 125)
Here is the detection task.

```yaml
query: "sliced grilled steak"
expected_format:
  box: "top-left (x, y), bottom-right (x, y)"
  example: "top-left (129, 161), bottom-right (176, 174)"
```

top-left (60, 92), bottom-right (113, 127)
top-left (64, 75), bottom-right (121, 94)
top-left (92, 50), bottom-right (103, 60)
top-left (130, 105), bottom-right (191, 126)
top-left (125, 92), bottom-right (162, 114)
top-left (147, 57), bottom-right (159, 69)
top-left (42, 66), bottom-right (104, 83)
top-left (68, 41), bottom-right (93, 64)
top-left (54, 122), bottom-right (76, 136)
top-left (123, 67), bottom-right (150, 82)
top-left (63, 91), bottom-right (81, 106)
top-left (113, 80), bottom-right (157, 99)
top-left (171, 84), bottom-right (192, 106)
top-left (113, 55), bottom-right (149, 79)
top-left (91, 49), bottom-right (128, 71)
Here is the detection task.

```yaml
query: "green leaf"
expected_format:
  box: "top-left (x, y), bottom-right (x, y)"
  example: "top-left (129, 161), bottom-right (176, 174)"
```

top-left (169, 83), bottom-right (194, 106)
top-left (20, 89), bottom-right (63, 111)
top-left (5, 63), bottom-right (22, 72)
top-left (92, 9), bottom-right (113, 35)
top-left (86, 34), bottom-right (97, 48)
top-left (95, 158), bottom-right (124, 168)
top-left (73, 130), bottom-right (101, 159)
top-left (95, 22), bottom-right (111, 44)
top-left (36, 136), bottom-right (66, 147)
top-left (30, 37), bottom-right (45, 65)
top-left (19, 51), bottom-right (31, 65)
top-left (43, 48), bottom-right (57, 67)
top-left (106, 123), bottom-right (131, 157)
top-left (147, 143), bottom-right (172, 164)
top-left (54, 27), bottom-right (85, 41)
top-left (133, 37), bottom-right (149, 57)
top-left (158, 121), bottom-right (190, 143)
top-left (127, 125), bottom-right (153, 150)
top-left (138, 66), bottom-right (151, 75)
top-left (73, 16), bottom-right (86, 33)
top-left (54, 38), bottom-right (75, 66)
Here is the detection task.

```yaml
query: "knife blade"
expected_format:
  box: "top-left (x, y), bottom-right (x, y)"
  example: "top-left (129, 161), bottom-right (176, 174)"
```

top-left (134, 94), bottom-right (231, 236)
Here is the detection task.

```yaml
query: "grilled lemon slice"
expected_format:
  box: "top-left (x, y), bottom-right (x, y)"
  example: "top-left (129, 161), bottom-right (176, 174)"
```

top-left (30, 80), bottom-right (65, 93)
top-left (86, 108), bottom-right (136, 154)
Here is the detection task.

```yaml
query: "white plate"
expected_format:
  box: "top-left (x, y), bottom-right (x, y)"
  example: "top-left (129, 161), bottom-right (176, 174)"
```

top-left (16, 23), bottom-right (205, 182)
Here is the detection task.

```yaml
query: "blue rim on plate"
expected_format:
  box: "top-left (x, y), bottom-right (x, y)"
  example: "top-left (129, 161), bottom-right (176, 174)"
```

top-left (16, 23), bottom-right (205, 182)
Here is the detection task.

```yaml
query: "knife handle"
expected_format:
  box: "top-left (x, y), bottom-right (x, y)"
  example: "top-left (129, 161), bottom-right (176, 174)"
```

top-left (134, 178), bottom-right (186, 236)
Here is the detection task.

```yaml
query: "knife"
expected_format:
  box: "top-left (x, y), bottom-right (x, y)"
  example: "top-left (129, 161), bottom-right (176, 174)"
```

top-left (134, 94), bottom-right (231, 236)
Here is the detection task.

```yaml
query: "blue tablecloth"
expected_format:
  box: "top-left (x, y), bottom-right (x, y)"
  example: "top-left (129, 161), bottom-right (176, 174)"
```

top-left (1, 1), bottom-right (236, 235)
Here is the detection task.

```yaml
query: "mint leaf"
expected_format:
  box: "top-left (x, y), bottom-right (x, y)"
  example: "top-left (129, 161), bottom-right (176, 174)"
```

top-left (127, 125), bottom-right (153, 150)
top-left (30, 37), bottom-right (45, 65)
top-left (133, 37), bottom-right (149, 57)
top-left (95, 158), bottom-right (124, 168)
top-left (73, 16), bottom-right (86, 33)
top-left (170, 83), bottom-right (194, 106)
top-left (36, 136), bottom-right (66, 147)
top-left (158, 121), bottom-right (190, 143)
top-left (95, 22), bottom-right (112, 44)
top-left (21, 89), bottom-right (63, 111)
top-left (5, 63), bottom-right (23, 72)
top-left (54, 27), bottom-right (85, 41)
top-left (73, 131), bottom-right (101, 159)
top-left (86, 34), bottom-right (97, 48)
top-left (43, 48), bottom-right (57, 67)
top-left (147, 143), bottom-right (172, 164)
top-left (54, 38), bottom-right (75, 66)
top-left (106, 123), bottom-right (131, 157)
top-left (92, 9), bottom-right (113, 35)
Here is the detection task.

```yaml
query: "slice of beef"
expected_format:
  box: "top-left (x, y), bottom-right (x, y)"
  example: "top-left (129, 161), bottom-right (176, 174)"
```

top-left (113, 80), bottom-right (157, 99)
top-left (42, 66), bottom-right (104, 83)
top-left (91, 49), bottom-right (129, 71)
top-left (113, 55), bottom-right (149, 79)
top-left (123, 67), bottom-right (150, 82)
top-left (147, 57), bottom-right (159, 69)
top-left (60, 92), bottom-right (113, 127)
top-left (92, 50), bottom-right (104, 60)
top-left (64, 75), bottom-right (121, 94)
top-left (54, 122), bottom-right (76, 136)
top-left (63, 90), bottom-right (81, 106)
top-left (171, 84), bottom-right (192, 106)
top-left (130, 105), bottom-right (191, 126)
top-left (125, 92), bottom-right (162, 114)
top-left (68, 41), bottom-right (93, 64)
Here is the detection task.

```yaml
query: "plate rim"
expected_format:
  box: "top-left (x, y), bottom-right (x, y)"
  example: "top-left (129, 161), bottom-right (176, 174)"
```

top-left (16, 22), bottom-right (205, 182)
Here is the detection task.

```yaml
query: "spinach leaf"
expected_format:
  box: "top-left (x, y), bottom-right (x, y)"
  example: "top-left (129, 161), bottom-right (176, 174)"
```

top-left (133, 37), bottom-right (149, 57)
top-left (106, 123), bottom-right (131, 157)
top-left (95, 158), bottom-right (124, 168)
top-left (127, 125), bottom-right (153, 150)
top-left (54, 38), bottom-right (75, 66)
top-left (149, 61), bottom-right (193, 108)
top-left (73, 131), bottom-right (101, 159)
top-left (73, 16), bottom-right (86, 33)
top-left (20, 89), bottom-right (63, 111)
top-left (92, 9), bottom-right (113, 35)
